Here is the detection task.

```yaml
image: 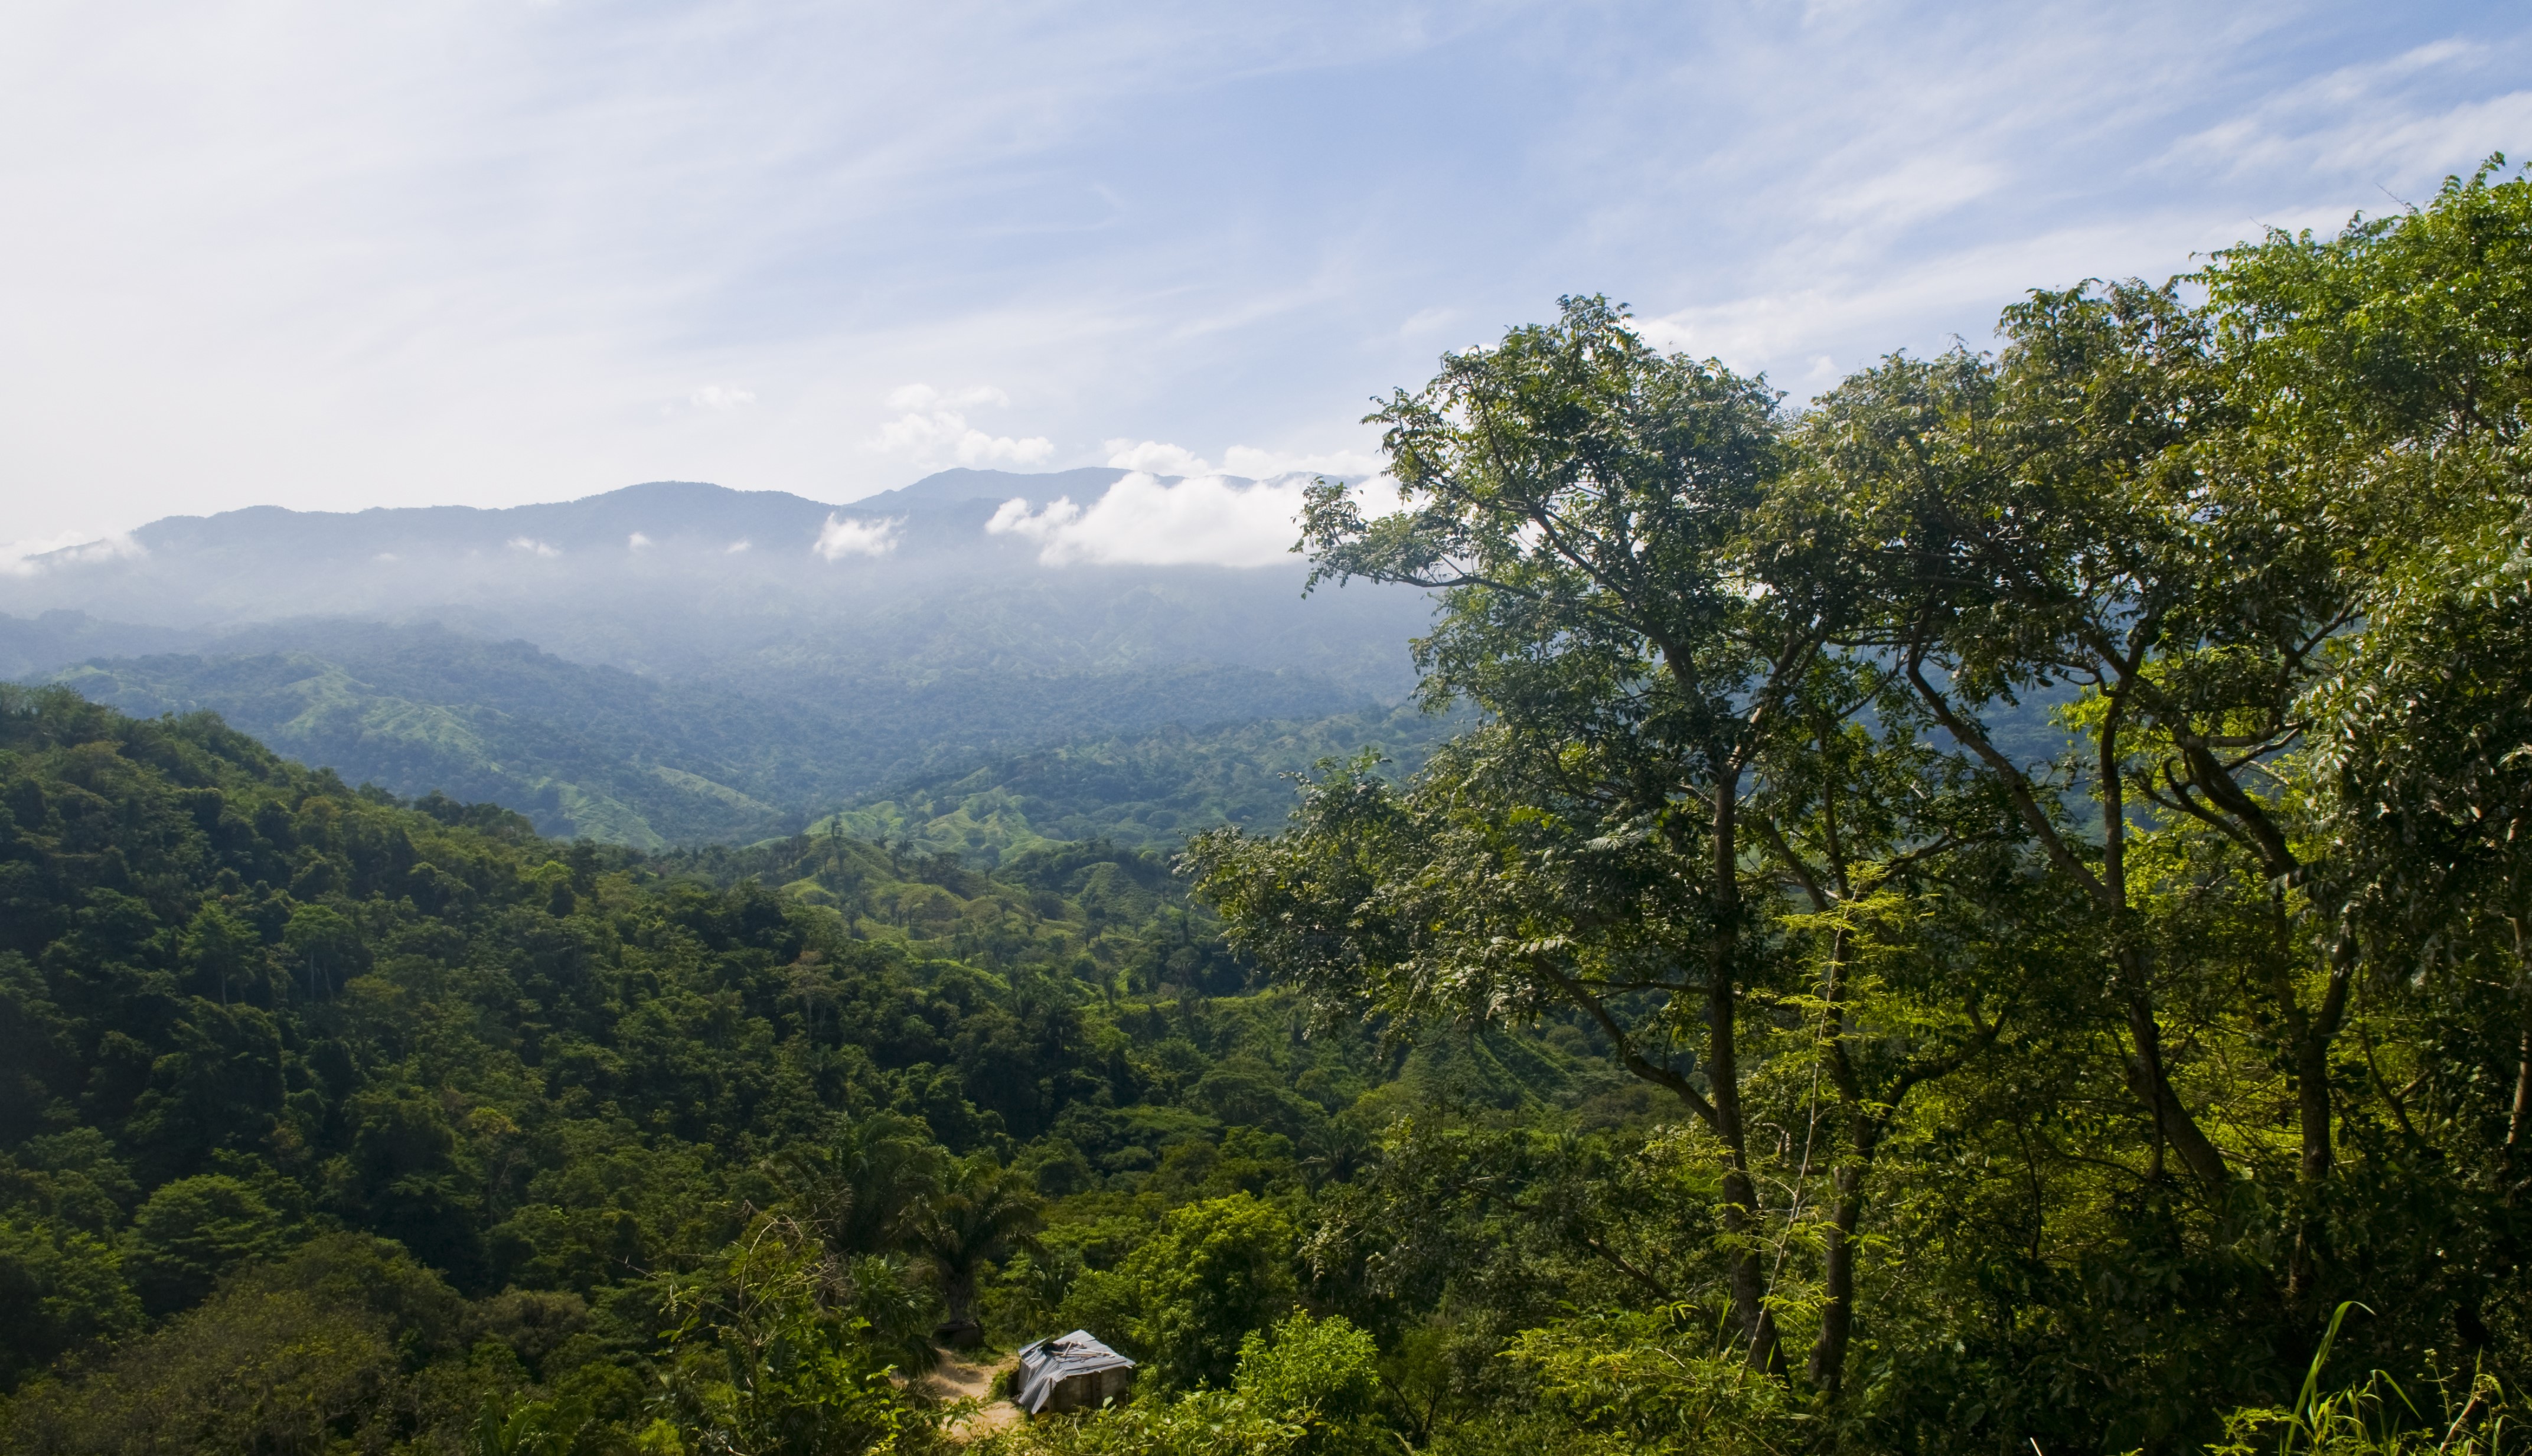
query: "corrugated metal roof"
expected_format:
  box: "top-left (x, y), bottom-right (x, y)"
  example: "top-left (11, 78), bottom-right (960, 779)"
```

top-left (1015, 1330), bottom-right (1137, 1414)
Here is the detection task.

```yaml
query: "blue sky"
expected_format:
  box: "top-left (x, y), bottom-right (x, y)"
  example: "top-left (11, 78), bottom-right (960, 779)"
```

top-left (4, 0), bottom-right (2528, 551)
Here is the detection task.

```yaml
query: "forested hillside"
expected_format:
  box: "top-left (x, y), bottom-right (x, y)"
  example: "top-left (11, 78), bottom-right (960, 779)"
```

top-left (32, 621), bottom-right (1374, 847)
top-left (813, 703), bottom-right (1471, 863)
top-left (0, 684), bottom-right (1610, 1454)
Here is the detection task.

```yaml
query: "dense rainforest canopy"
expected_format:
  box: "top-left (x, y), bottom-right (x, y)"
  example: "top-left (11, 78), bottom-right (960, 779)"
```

top-left (4, 161), bottom-right (2531, 1456)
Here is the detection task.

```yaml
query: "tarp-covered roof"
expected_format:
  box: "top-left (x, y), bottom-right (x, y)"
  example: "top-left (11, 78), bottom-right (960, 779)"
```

top-left (1016, 1330), bottom-right (1136, 1414)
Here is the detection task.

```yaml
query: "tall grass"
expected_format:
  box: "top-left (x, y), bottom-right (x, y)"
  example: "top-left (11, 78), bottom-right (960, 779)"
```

top-left (2209, 1306), bottom-right (2513, 1456)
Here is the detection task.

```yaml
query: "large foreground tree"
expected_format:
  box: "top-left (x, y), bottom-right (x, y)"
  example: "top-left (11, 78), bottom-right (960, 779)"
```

top-left (1192, 296), bottom-right (2011, 1382)
top-left (1196, 157), bottom-right (2532, 1425)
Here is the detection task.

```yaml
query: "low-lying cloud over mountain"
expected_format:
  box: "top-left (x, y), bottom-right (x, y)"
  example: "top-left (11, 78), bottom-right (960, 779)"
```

top-left (3, 468), bottom-right (1435, 844)
top-left (986, 472), bottom-right (1320, 568)
top-left (3, 467), bottom-right (1381, 617)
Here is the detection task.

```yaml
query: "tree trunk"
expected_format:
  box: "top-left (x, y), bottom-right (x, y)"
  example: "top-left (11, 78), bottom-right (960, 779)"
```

top-left (1719, 1166), bottom-right (1783, 1373)
top-left (2505, 923), bottom-right (2532, 1196)
top-left (1907, 658), bottom-right (2229, 1186)
top-left (1809, 1160), bottom-right (1865, 1396)
top-left (2121, 985), bottom-right (2228, 1187)
top-left (2275, 929), bottom-right (2356, 1300)
top-left (2508, 1026), bottom-right (2532, 1180)
top-left (1707, 776), bottom-right (1785, 1375)
top-left (1807, 919), bottom-right (1871, 1400)
top-left (936, 1267), bottom-right (984, 1349)
top-left (2295, 984), bottom-right (2349, 1186)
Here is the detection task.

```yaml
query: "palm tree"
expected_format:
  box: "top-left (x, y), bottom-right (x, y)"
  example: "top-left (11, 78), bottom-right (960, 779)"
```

top-left (1298, 1115), bottom-right (1374, 1193)
top-left (911, 1159), bottom-right (1045, 1349)
top-left (766, 1114), bottom-right (945, 1259)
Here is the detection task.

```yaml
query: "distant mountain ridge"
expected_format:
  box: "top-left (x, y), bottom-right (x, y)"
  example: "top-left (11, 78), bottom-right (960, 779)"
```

top-left (0, 471), bottom-right (1420, 696)
top-left (2, 469), bottom-right (1436, 847)
top-left (844, 465), bottom-right (1134, 513)
top-left (32, 470), bottom-right (1122, 566)
top-left (100, 479), bottom-right (841, 559)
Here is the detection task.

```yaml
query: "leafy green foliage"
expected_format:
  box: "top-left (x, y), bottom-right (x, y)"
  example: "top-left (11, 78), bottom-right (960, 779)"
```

top-left (651, 1217), bottom-right (912, 1456)
top-left (1, 1233), bottom-right (459, 1456)
top-left (1229, 1313), bottom-right (1383, 1455)
top-left (1111, 1193), bottom-right (1300, 1392)
top-left (0, 1217), bottom-right (141, 1388)
top-left (1185, 164), bottom-right (2532, 1453)
top-left (121, 1174), bottom-right (289, 1314)
top-left (0, 681), bottom-right (1515, 1452)
top-left (912, 1158), bottom-right (1045, 1341)
top-left (1503, 1307), bottom-right (1800, 1456)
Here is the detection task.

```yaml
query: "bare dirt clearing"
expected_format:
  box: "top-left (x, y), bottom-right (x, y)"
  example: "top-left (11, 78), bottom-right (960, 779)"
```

top-left (926, 1348), bottom-right (1020, 1441)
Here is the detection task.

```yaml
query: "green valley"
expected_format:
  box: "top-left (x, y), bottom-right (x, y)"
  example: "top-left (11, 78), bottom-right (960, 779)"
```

top-left (28, 623), bottom-right (1389, 850)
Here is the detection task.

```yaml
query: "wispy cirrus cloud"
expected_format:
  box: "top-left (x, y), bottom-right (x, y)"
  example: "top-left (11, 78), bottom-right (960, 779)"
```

top-left (2168, 40), bottom-right (2532, 187)
top-left (4, 0), bottom-right (2527, 538)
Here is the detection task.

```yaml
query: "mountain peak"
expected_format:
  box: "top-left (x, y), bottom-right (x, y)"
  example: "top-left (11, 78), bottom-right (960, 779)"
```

top-left (844, 466), bottom-right (1148, 512)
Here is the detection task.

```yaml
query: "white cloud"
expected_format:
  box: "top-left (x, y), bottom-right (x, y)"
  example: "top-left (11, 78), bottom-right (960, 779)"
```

top-left (986, 496), bottom-right (1062, 534)
top-left (965, 431), bottom-right (1055, 465)
top-left (1103, 439), bottom-right (1212, 475)
top-left (865, 383), bottom-right (1052, 468)
top-left (986, 472), bottom-right (1309, 567)
top-left (628, 531), bottom-right (652, 549)
top-left (0, 530), bottom-right (145, 576)
top-left (726, 539), bottom-right (751, 553)
top-left (508, 536), bottom-right (560, 557)
top-left (815, 512), bottom-right (902, 559)
top-left (690, 383), bottom-right (756, 410)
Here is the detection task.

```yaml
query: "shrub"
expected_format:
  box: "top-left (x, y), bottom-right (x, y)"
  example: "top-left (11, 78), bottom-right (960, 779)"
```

top-left (650, 1217), bottom-right (915, 1456)
top-left (1232, 1314), bottom-right (1381, 1456)
top-left (982, 1313), bottom-right (1384, 1456)
top-left (1113, 1194), bottom-right (1297, 1391)
top-left (2210, 1305), bottom-right (2517, 1456)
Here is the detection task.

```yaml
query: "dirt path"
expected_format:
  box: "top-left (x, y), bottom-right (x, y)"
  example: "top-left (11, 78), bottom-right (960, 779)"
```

top-left (926, 1348), bottom-right (1021, 1441)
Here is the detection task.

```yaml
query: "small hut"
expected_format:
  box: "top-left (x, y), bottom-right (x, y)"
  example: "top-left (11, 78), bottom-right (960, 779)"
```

top-left (1014, 1330), bottom-right (1137, 1415)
